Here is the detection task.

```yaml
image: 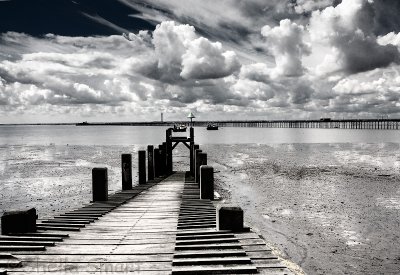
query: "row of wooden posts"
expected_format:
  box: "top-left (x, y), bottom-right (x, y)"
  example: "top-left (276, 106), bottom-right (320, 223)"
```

top-left (91, 142), bottom-right (214, 202)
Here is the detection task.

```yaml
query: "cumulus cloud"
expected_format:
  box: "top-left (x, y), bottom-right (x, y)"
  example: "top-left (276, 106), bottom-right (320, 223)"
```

top-left (181, 38), bottom-right (240, 79)
top-left (261, 19), bottom-right (310, 77)
top-left (239, 63), bottom-right (271, 83)
top-left (290, 82), bottom-right (315, 105)
top-left (152, 21), bottom-right (241, 81)
top-left (308, 0), bottom-right (400, 75)
top-left (0, 22), bottom-right (245, 122)
top-left (152, 21), bottom-right (196, 81)
top-left (3, 2), bottom-right (400, 122)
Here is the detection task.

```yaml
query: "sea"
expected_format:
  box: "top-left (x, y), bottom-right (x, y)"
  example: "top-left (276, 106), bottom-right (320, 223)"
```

top-left (1, 124), bottom-right (400, 145)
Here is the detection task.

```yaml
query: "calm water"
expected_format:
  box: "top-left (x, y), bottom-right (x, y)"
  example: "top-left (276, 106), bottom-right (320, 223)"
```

top-left (1, 125), bottom-right (400, 145)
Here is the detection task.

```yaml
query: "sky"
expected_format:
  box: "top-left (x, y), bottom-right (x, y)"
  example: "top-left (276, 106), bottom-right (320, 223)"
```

top-left (1, 0), bottom-right (400, 123)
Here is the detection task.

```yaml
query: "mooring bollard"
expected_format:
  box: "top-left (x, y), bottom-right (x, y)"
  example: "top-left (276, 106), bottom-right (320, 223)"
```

top-left (138, 150), bottom-right (146, 184)
top-left (154, 148), bottom-right (160, 178)
top-left (200, 165), bottom-right (214, 200)
top-left (195, 149), bottom-right (202, 183)
top-left (1, 208), bottom-right (37, 235)
top-left (92, 167), bottom-right (108, 201)
top-left (217, 206), bottom-right (244, 232)
top-left (196, 152), bottom-right (207, 184)
top-left (147, 145), bottom-right (154, 181)
top-left (121, 154), bottom-right (132, 190)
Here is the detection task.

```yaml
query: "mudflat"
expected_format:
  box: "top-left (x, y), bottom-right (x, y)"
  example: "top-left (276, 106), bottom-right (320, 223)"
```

top-left (205, 143), bottom-right (400, 275)
top-left (0, 143), bottom-right (399, 274)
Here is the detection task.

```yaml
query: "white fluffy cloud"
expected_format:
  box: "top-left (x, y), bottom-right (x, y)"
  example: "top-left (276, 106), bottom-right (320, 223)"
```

top-left (181, 38), bottom-right (240, 79)
top-left (2, 0), bottom-right (400, 122)
top-left (378, 32), bottom-right (400, 48)
top-left (153, 21), bottom-right (241, 81)
top-left (261, 19), bottom-right (310, 77)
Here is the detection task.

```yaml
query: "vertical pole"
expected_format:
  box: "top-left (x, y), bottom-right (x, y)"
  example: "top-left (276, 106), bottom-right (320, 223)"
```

top-left (196, 151), bottom-right (208, 184)
top-left (166, 128), bottom-right (173, 175)
top-left (162, 142), bottom-right (167, 176)
top-left (189, 127), bottom-right (195, 175)
top-left (147, 145), bottom-right (154, 181)
top-left (192, 144), bottom-right (199, 176)
top-left (198, 153), bottom-right (207, 186)
top-left (92, 168), bottom-right (108, 201)
top-left (121, 154), bottom-right (132, 190)
top-left (158, 144), bottom-right (165, 177)
top-left (195, 149), bottom-right (202, 184)
top-left (154, 148), bottom-right (160, 178)
top-left (138, 150), bottom-right (146, 184)
top-left (200, 165), bottom-right (214, 200)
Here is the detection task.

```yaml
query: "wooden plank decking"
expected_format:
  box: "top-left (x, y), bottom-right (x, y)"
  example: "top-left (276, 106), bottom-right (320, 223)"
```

top-left (0, 172), bottom-right (294, 275)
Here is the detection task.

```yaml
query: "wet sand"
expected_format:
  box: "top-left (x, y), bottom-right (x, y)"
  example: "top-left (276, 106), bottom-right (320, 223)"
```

top-left (0, 145), bottom-right (141, 221)
top-left (0, 143), bottom-right (399, 274)
top-left (204, 143), bottom-right (400, 275)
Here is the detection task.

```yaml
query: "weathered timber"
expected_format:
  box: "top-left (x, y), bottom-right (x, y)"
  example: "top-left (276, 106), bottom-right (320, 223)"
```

top-left (1, 159), bottom-right (294, 275)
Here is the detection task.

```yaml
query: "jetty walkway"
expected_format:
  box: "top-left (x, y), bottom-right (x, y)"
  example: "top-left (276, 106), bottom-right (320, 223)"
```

top-left (0, 128), bottom-right (295, 274)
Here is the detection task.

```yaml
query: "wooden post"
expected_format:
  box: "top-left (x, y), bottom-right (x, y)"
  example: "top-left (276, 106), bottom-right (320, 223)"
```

top-left (166, 128), bottom-right (173, 175)
top-left (92, 167), bottom-right (108, 201)
top-left (138, 150), bottom-right (146, 184)
top-left (1, 208), bottom-right (37, 234)
top-left (192, 144), bottom-right (199, 176)
top-left (147, 145), bottom-right (154, 181)
top-left (121, 154), bottom-right (132, 190)
top-left (217, 206), bottom-right (244, 232)
top-left (154, 148), bottom-right (160, 178)
top-left (197, 153), bottom-right (207, 185)
top-left (159, 143), bottom-right (166, 177)
top-left (195, 150), bottom-right (206, 184)
top-left (194, 149), bottom-right (202, 183)
top-left (189, 127), bottom-right (195, 175)
top-left (200, 165), bottom-right (214, 200)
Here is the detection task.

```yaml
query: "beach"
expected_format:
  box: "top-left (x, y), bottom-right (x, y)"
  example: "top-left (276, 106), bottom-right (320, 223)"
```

top-left (205, 143), bottom-right (400, 275)
top-left (0, 143), bottom-right (399, 274)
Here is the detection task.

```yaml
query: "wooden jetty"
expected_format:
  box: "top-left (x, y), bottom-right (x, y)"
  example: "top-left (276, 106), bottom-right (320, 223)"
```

top-left (0, 127), bottom-right (295, 274)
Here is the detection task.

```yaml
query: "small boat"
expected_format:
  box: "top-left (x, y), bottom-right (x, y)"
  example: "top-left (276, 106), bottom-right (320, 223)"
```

top-left (75, 121), bottom-right (89, 126)
top-left (173, 124), bottom-right (187, 132)
top-left (206, 124), bottom-right (218, 130)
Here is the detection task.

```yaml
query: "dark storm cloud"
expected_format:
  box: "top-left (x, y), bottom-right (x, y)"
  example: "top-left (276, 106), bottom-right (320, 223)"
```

top-left (336, 33), bottom-right (400, 74)
top-left (372, 0), bottom-right (400, 36)
top-left (309, 0), bottom-right (400, 75)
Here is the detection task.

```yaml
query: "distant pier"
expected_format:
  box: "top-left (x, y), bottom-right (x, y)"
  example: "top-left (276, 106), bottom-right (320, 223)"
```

top-left (76, 118), bottom-right (400, 130)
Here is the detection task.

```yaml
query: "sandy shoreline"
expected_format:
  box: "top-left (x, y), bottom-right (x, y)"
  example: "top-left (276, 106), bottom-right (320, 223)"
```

top-left (204, 143), bottom-right (400, 275)
top-left (1, 143), bottom-right (399, 274)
